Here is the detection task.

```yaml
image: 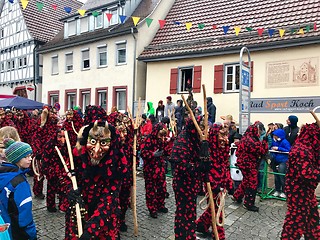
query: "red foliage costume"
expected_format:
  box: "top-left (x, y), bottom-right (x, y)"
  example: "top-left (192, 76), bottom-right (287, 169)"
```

top-left (196, 123), bottom-right (232, 239)
top-left (281, 123), bottom-right (320, 239)
top-left (140, 122), bottom-right (168, 218)
top-left (15, 110), bottom-right (32, 144)
top-left (232, 122), bottom-right (268, 211)
top-left (65, 121), bottom-right (127, 240)
top-left (62, 110), bottom-right (84, 147)
top-left (0, 108), bottom-right (15, 128)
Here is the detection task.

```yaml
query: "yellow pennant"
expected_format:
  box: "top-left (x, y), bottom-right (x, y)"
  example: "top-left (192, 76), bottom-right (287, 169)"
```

top-left (78, 9), bottom-right (86, 17)
top-left (186, 22), bottom-right (192, 31)
top-left (279, 29), bottom-right (285, 37)
top-left (298, 28), bottom-right (304, 35)
top-left (234, 26), bottom-right (241, 36)
top-left (21, 0), bottom-right (29, 10)
top-left (132, 16), bottom-right (140, 26)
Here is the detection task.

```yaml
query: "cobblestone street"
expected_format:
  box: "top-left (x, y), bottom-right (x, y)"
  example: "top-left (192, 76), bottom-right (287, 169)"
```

top-left (30, 173), bottom-right (288, 240)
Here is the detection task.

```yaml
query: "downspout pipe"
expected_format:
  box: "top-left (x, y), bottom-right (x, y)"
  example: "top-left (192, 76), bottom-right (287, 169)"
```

top-left (131, 27), bottom-right (137, 115)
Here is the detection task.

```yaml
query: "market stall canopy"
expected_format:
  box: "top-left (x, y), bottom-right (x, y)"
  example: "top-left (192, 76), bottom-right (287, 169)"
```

top-left (0, 96), bottom-right (44, 110)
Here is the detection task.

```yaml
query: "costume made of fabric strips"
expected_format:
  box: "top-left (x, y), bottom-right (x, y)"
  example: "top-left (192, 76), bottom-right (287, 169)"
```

top-left (196, 124), bottom-right (232, 240)
top-left (65, 121), bottom-right (127, 240)
top-left (281, 123), bottom-right (320, 240)
top-left (42, 130), bottom-right (71, 212)
top-left (62, 109), bottom-right (84, 147)
top-left (232, 122), bottom-right (268, 208)
top-left (171, 118), bottom-right (202, 240)
top-left (83, 105), bottom-right (108, 125)
top-left (14, 110), bottom-right (32, 144)
top-left (140, 122), bottom-right (168, 216)
top-left (31, 107), bottom-right (59, 197)
top-left (107, 112), bottom-right (134, 229)
top-left (0, 108), bottom-right (15, 128)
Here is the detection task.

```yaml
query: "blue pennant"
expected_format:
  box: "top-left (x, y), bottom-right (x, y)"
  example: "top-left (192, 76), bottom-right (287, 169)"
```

top-left (8, 0), bottom-right (14, 3)
top-left (119, 15), bottom-right (127, 24)
top-left (222, 26), bottom-right (230, 34)
top-left (268, 28), bottom-right (275, 37)
top-left (173, 21), bottom-right (181, 25)
top-left (64, 7), bottom-right (72, 14)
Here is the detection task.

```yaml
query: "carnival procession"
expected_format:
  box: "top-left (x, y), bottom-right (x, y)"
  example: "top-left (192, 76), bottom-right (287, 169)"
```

top-left (0, 0), bottom-right (320, 239)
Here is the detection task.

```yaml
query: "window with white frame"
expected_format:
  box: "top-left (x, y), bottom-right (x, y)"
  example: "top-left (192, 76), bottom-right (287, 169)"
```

top-left (51, 55), bottom-right (59, 75)
top-left (0, 28), bottom-right (4, 39)
top-left (178, 67), bottom-right (193, 93)
top-left (11, 59), bottom-right (15, 70)
top-left (68, 20), bottom-right (76, 36)
top-left (49, 94), bottom-right (59, 106)
top-left (224, 64), bottom-right (240, 92)
top-left (95, 13), bottom-right (103, 29)
top-left (0, 62), bottom-right (4, 72)
top-left (81, 91), bottom-right (91, 109)
top-left (7, 61), bottom-right (11, 71)
top-left (18, 58), bottom-right (23, 68)
top-left (116, 89), bottom-right (126, 113)
top-left (98, 46), bottom-right (107, 67)
top-left (23, 57), bottom-right (27, 66)
top-left (82, 49), bottom-right (90, 70)
top-left (110, 9), bottom-right (118, 25)
top-left (80, 17), bottom-right (89, 33)
top-left (116, 42), bottom-right (126, 65)
top-left (16, 22), bottom-right (20, 33)
top-left (66, 92), bottom-right (76, 110)
top-left (97, 90), bottom-right (107, 109)
top-left (65, 53), bottom-right (73, 72)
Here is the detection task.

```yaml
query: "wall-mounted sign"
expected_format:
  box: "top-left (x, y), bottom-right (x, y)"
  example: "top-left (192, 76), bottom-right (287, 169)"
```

top-left (251, 96), bottom-right (320, 113)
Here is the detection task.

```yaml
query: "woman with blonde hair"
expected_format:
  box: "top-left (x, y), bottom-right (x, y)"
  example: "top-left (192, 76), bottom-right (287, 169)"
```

top-left (0, 126), bottom-right (21, 163)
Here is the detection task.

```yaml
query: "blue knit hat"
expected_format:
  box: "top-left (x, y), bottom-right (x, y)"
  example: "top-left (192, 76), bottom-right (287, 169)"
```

top-left (4, 138), bottom-right (32, 164)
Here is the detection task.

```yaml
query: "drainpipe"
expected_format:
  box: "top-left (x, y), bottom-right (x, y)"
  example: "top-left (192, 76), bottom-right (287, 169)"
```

top-left (131, 27), bottom-right (137, 115)
top-left (33, 42), bottom-right (39, 101)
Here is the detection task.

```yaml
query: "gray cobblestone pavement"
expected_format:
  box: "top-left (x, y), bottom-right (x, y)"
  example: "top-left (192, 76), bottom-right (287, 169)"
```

top-left (30, 174), bottom-right (287, 240)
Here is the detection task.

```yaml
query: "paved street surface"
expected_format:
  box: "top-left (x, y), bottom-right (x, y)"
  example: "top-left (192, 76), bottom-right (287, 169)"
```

top-left (30, 174), bottom-right (287, 240)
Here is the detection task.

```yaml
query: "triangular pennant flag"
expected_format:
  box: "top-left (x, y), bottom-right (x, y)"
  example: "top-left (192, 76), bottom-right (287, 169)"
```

top-left (145, 18), bottom-right (153, 27)
top-left (212, 25), bottom-right (217, 30)
top-left (234, 26), bottom-right (241, 36)
top-left (119, 15), bottom-right (127, 24)
top-left (92, 11), bottom-right (100, 17)
top-left (291, 28), bottom-right (296, 34)
top-left (222, 26), bottom-right (230, 34)
top-left (246, 27), bottom-right (253, 32)
top-left (106, 13), bottom-right (112, 22)
top-left (36, 2), bottom-right (44, 12)
top-left (314, 22), bottom-right (317, 30)
top-left (279, 29), bottom-right (285, 37)
top-left (51, 4), bottom-right (57, 10)
top-left (9, 0), bottom-right (14, 3)
top-left (257, 28), bottom-right (264, 36)
top-left (305, 25), bottom-right (311, 32)
top-left (268, 29), bottom-right (275, 37)
top-left (198, 23), bottom-right (205, 30)
top-left (298, 28), bottom-right (304, 35)
top-left (158, 20), bottom-right (166, 29)
top-left (78, 9), bottom-right (86, 17)
top-left (185, 22), bottom-right (192, 31)
top-left (132, 16), bottom-right (140, 26)
top-left (64, 7), bottom-right (72, 14)
top-left (21, 0), bottom-right (29, 10)
top-left (173, 21), bottom-right (181, 25)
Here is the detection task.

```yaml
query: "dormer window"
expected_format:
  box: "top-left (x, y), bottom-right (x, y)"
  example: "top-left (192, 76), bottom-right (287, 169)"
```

top-left (68, 20), bottom-right (76, 37)
top-left (80, 17), bottom-right (89, 33)
top-left (110, 9), bottom-right (118, 25)
top-left (95, 14), bottom-right (103, 29)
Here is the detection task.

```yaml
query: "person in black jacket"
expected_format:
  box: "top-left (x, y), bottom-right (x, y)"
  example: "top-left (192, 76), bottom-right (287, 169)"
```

top-left (206, 97), bottom-right (216, 124)
top-left (283, 115), bottom-right (299, 146)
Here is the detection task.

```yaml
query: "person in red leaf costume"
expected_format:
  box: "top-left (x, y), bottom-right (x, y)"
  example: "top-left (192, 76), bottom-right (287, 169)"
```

top-left (83, 105), bottom-right (108, 125)
top-left (140, 122), bottom-right (169, 218)
top-left (107, 112), bottom-right (134, 232)
top-left (171, 118), bottom-right (205, 240)
top-left (31, 106), bottom-right (59, 199)
top-left (232, 122), bottom-right (268, 212)
top-left (196, 123), bottom-right (232, 239)
top-left (42, 129), bottom-right (71, 212)
top-left (15, 110), bottom-right (32, 144)
top-left (62, 109), bottom-right (84, 147)
top-left (65, 120), bottom-right (127, 240)
top-left (0, 108), bottom-right (15, 128)
top-left (281, 122), bottom-right (320, 239)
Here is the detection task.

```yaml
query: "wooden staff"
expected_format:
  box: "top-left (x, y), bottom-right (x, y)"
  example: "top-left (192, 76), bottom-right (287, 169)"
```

top-left (71, 121), bottom-right (79, 136)
top-left (181, 84), bottom-right (219, 240)
top-left (168, 109), bottom-right (177, 136)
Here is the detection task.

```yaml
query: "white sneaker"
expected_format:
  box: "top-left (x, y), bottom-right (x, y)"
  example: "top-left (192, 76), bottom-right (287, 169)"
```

top-left (279, 193), bottom-right (286, 198)
top-left (272, 191), bottom-right (280, 197)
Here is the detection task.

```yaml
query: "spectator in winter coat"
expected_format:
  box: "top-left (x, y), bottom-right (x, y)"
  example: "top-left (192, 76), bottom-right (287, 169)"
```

top-left (283, 115), bottom-right (299, 146)
top-left (164, 96), bottom-right (175, 118)
top-left (156, 100), bottom-right (165, 122)
top-left (146, 102), bottom-right (155, 118)
top-left (0, 139), bottom-right (37, 240)
top-left (206, 97), bottom-right (216, 124)
top-left (270, 129), bottom-right (291, 199)
top-left (175, 100), bottom-right (185, 133)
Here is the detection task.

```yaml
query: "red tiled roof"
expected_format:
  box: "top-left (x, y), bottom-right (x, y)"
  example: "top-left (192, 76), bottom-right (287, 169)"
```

top-left (139, 0), bottom-right (320, 61)
top-left (21, 0), bottom-right (83, 43)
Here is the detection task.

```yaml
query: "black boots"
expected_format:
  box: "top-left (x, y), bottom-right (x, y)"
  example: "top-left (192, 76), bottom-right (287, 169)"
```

top-left (243, 204), bottom-right (259, 212)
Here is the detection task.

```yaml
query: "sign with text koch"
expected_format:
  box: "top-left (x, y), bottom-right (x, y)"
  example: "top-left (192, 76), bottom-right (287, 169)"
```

top-left (250, 96), bottom-right (320, 113)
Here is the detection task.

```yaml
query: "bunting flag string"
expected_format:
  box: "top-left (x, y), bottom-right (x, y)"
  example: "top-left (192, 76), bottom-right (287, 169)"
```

top-left (6, 1), bottom-right (317, 39)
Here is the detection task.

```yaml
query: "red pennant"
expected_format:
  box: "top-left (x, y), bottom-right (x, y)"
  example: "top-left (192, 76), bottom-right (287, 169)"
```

top-left (106, 13), bottom-right (112, 22)
top-left (314, 22), bottom-right (317, 31)
top-left (158, 20), bottom-right (166, 29)
top-left (212, 25), bottom-right (217, 30)
top-left (257, 28), bottom-right (264, 36)
top-left (52, 4), bottom-right (57, 10)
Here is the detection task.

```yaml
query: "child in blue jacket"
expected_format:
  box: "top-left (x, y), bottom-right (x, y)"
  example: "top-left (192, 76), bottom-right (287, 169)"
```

top-left (0, 138), bottom-right (37, 240)
top-left (270, 129), bottom-right (291, 198)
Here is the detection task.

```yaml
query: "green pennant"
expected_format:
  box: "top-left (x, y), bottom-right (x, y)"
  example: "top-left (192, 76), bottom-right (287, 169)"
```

top-left (36, 2), bottom-right (44, 12)
top-left (145, 18), bottom-right (153, 27)
top-left (291, 28), bottom-right (296, 34)
top-left (246, 27), bottom-right (253, 32)
top-left (92, 11), bottom-right (100, 17)
top-left (306, 25), bottom-right (311, 32)
top-left (198, 23), bottom-right (205, 30)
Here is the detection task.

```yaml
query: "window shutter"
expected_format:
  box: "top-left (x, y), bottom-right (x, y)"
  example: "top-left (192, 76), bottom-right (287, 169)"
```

top-left (170, 68), bottom-right (178, 94)
top-left (214, 65), bottom-right (223, 94)
top-left (193, 66), bottom-right (202, 93)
